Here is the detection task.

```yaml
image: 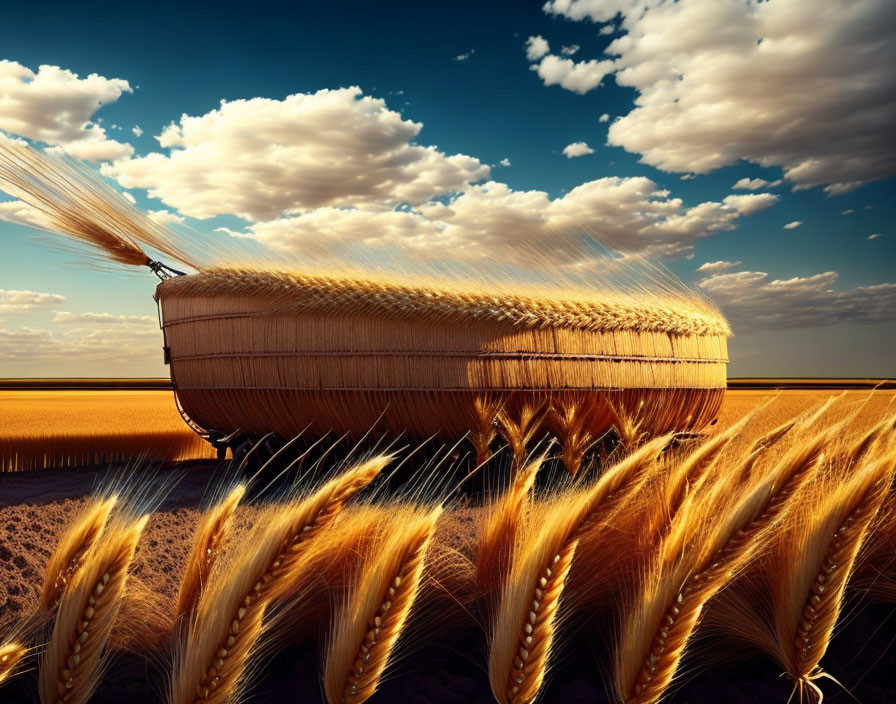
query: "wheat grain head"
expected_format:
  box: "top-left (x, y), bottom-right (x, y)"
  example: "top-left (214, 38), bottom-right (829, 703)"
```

top-left (39, 512), bottom-right (148, 704)
top-left (324, 506), bottom-right (442, 704)
top-left (170, 456), bottom-right (389, 704)
top-left (41, 496), bottom-right (118, 610)
top-left (175, 484), bottom-right (246, 622)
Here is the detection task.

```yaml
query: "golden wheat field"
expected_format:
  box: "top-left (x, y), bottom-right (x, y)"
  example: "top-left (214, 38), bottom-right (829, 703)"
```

top-left (0, 388), bottom-right (894, 704)
top-left (0, 390), bottom-right (216, 472)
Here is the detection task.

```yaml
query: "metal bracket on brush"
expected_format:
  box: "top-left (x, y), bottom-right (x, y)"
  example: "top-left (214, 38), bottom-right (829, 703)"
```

top-left (147, 258), bottom-right (187, 280)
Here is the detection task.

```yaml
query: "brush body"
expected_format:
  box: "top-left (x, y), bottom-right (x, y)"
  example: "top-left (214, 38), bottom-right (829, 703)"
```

top-left (158, 269), bottom-right (729, 444)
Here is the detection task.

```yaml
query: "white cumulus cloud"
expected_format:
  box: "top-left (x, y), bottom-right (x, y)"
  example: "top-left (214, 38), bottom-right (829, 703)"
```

top-left (697, 260), bottom-right (741, 274)
top-left (598, 113), bottom-right (610, 123)
top-left (0, 59), bottom-right (134, 161)
top-left (529, 53), bottom-right (614, 94)
top-left (540, 0), bottom-right (896, 194)
top-left (867, 233), bottom-right (882, 240)
top-left (562, 141), bottom-right (595, 158)
top-left (733, 177), bottom-right (782, 191)
top-left (242, 178), bottom-right (778, 263)
top-left (103, 87), bottom-right (490, 221)
top-left (561, 44), bottom-right (580, 56)
top-left (525, 35), bottom-right (550, 61)
top-left (699, 269), bottom-right (896, 331)
top-left (783, 221), bottom-right (803, 230)
top-left (0, 289), bottom-right (66, 315)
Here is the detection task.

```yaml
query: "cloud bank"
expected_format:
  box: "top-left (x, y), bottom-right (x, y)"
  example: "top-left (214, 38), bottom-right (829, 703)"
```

top-left (535, 0), bottom-right (896, 194)
top-left (0, 60), bottom-right (133, 161)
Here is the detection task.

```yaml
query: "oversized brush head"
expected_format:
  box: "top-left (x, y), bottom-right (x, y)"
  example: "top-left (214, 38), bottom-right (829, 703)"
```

top-left (158, 265), bottom-right (731, 447)
top-left (0, 139), bottom-right (200, 270)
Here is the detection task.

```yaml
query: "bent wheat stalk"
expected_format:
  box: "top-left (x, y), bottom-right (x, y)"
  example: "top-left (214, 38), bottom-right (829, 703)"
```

top-left (325, 507), bottom-right (442, 704)
top-left (170, 456), bottom-right (389, 704)
top-left (175, 484), bottom-right (246, 622)
top-left (39, 513), bottom-right (148, 704)
top-left (41, 496), bottom-right (118, 610)
top-left (0, 642), bottom-right (27, 685)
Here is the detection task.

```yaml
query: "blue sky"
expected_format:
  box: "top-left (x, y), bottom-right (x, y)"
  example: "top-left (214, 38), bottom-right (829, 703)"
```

top-left (0, 0), bottom-right (894, 377)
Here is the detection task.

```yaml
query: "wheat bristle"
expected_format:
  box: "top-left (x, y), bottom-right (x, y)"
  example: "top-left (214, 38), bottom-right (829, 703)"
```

top-left (0, 642), bottom-right (27, 685)
top-left (39, 514), bottom-right (148, 704)
top-left (174, 484), bottom-right (246, 622)
top-left (325, 507), bottom-right (441, 704)
top-left (40, 496), bottom-right (118, 610)
top-left (170, 456), bottom-right (389, 704)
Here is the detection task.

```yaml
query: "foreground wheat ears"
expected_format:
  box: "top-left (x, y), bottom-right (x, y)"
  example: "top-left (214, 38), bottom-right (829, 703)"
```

top-left (40, 497), bottom-right (119, 611)
top-left (170, 456), bottom-right (389, 704)
top-left (489, 436), bottom-right (671, 704)
top-left (40, 512), bottom-right (148, 704)
top-left (3, 403), bottom-right (896, 704)
top-left (175, 484), bottom-right (246, 622)
top-left (324, 507), bottom-right (442, 704)
top-left (616, 418), bottom-right (841, 704)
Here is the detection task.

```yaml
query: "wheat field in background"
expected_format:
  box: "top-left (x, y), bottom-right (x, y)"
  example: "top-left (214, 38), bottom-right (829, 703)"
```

top-left (0, 391), bottom-right (215, 471)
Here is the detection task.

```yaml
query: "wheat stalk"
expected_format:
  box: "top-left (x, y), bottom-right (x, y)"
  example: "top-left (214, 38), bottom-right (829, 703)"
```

top-left (175, 484), bottom-right (246, 622)
top-left (325, 507), bottom-right (442, 704)
top-left (41, 496), bottom-right (118, 610)
top-left (39, 513), bottom-right (148, 704)
top-left (0, 642), bottom-right (27, 685)
top-left (170, 456), bottom-right (389, 704)
top-left (477, 455), bottom-right (544, 592)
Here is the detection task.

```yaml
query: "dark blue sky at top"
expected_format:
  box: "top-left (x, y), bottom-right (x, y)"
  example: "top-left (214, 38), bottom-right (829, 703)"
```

top-left (2, 0), bottom-right (893, 285)
top-left (0, 0), bottom-right (893, 379)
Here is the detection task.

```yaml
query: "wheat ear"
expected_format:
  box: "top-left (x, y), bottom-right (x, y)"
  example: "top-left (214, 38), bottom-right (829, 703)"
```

top-left (477, 455), bottom-right (544, 591)
top-left (39, 514), bottom-right (148, 704)
top-left (41, 496), bottom-right (118, 610)
top-left (170, 456), bottom-right (389, 704)
top-left (492, 534), bottom-right (578, 704)
top-left (792, 451), bottom-right (895, 681)
top-left (552, 396), bottom-right (594, 476)
top-left (325, 507), bottom-right (441, 704)
top-left (175, 484), bottom-right (246, 621)
top-left (471, 396), bottom-right (503, 465)
top-left (0, 642), bottom-right (27, 685)
top-left (489, 436), bottom-right (669, 704)
top-left (619, 423), bottom-right (837, 704)
top-left (499, 404), bottom-right (545, 469)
